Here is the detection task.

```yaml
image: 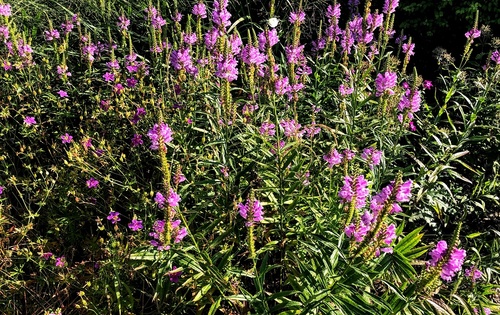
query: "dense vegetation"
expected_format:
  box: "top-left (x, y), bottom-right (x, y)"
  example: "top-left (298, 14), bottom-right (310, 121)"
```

top-left (0, 0), bottom-right (499, 314)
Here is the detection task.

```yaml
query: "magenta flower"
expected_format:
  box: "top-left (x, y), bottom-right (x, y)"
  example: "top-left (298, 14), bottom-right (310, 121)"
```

top-left (107, 211), bottom-right (121, 224)
top-left (204, 28), bottom-right (219, 50)
top-left (86, 178), bottom-right (99, 189)
top-left (289, 11), bottom-right (306, 24)
top-left (61, 20), bottom-right (74, 35)
top-left (323, 149), bottom-right (343, 168)
top-left (154, 192), bottom-right (166, 208)
top-left (474, 308), bottom-right (492, 315)
top-left (241, 45), bottom-right (267, 65)
top-left (279, 119), bottom-right (304, 138)
top-left (57, 90), bottom-right (68, 98)
top-left (117, 15), bottom-right (130, 30)
top-left (428, 240), bottom-right (448, 267)
top-left (491, 50), bottom-right (500, 65)
top-left (275, 76), bottom-right (291, 95)
top-left (465, 28), bottom-right (481, 40)
top-left (0, 4), bottom-right (11, 17)
top-left (44, 29), bottom-right (60, 41)
top-left (126, 77), bottom-right (138, 88)
top-left (147, 122), bottom-right (173, 150)
top-left (128, 219), bottom-right (143, 231)
top-left (192, 3), bottom-right (207, 18)
top-left (395, 180), bottom-right (412, 202)
top-left (384, 224), bottom-right (397, 245)
top-left (238, 199), bottom-right (264, 226)
top-left (304, 123), bottom-right (321, 138)
top-left (103, 72), bottom-right (115, 82)
top-left (57, 65), bottom-right (71, 78)
top-left (285, 44), bottom-right (305, 65)
top-left (259, 122), bottom-right (276, 137)
top-left (212, 0), bottom-right (232, 29)
top-left (383, 0), bottom-right (399, 14)
top-left (131, 134), bottom-right (143, 147)
top-left (55, 256), bottom-right (66, 268)
top-left (441, 247), bottom-right (466, 281)
top-left (167, 188), bottom-right (181, 207)
top-left (215, 57), bottom-right (238, 82)
top-left (0, 186), bottom-right (3, 195)
top-left (183, 32), bottom-right (197, 45)
top-left (150, 13), bottom-right (166, 29)
top-left (342, 149), bottom-right (355, 161)
top-left (423, 80), bottom-right (433, 90)
top-left (338, 175), bottom-right (370, 209)
top-left (361, 147), bottom-right (382, 169)
top-left (114, 83), bottom-right (124, 94)
top-left (24, 116), bottom-right (36, 126)
top-left (465, 266), bottom-right (483, 282)
top-left (375, 71), bottom-right (397, 96)
top-left (370, 185), bottom-right (392, 215)
top-left (169, 266), bottom-right (182, 282)
top-left (402, 42), bottom-right (415, 57)
top-left (326, 4), bottom-right (341, 20)
top-left (174, 172), bottom-right (187, 185)
top-left (61, 133), bottom-right (73, 144)
top-left (172, 220), bottom-right (188, 243)
top-left (339, 84), bottom-right (354, 96)
top-left (258, 29), bottom-right (279, 51)
top-left (41, 252), bottom-right (53, 260)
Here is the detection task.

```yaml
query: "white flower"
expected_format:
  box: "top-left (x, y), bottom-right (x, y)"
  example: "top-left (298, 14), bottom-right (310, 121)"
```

top-left (268, 17), bottom-right (279, 28)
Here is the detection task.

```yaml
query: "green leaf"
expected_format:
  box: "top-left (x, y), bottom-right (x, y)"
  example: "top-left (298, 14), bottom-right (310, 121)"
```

top-left (394, 227), bottom-right (424, 255)
top-left (208, 297), bottom-right (222, 315)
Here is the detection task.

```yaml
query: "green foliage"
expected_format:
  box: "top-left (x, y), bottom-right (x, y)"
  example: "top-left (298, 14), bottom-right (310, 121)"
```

top-left (0, 0), bottom-right (499, 314)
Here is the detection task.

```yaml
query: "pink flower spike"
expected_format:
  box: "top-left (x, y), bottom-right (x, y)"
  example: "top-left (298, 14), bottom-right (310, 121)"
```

top-left (167, 188), bottom-right (181, 207)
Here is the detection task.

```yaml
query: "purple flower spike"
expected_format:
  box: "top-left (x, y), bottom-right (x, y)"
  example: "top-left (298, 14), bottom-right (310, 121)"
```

top-left (375, 72), bottom-right (397, 96)
top-left (192, 3), bottom-right (207, 18)
top-left (147, 122), bottom-right (173, 150)
top-left (167, 188), bottom-right (181, 207)
top-left (238, 199), bottom-right (264, 226)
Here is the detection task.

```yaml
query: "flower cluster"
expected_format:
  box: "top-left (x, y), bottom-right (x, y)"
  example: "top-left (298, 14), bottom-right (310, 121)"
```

top-left (344, 178), bottom-right (412, 255)
top-left (375, 71), bottom-right (397, 97)
top-left (339, 175), bottom-right (370, 209)
top-left (427, 240), bottom-right (466, 282)
top-left (238, 198), bottom-right (264, 227)
top-left (397, 82), bottom-right (422, 130)
top-left (147, 122), bottom-right (173, 150)
top-left (465, 28), bottom-right (481, 40)
top-left (361, 147), bottom-right (383, 169)
top-left (465, 266), bottom-right (483, 282)
top-left (154, 189), bottom-right (181, 208)
top-left (149, 219), bottom-right (188, 250)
